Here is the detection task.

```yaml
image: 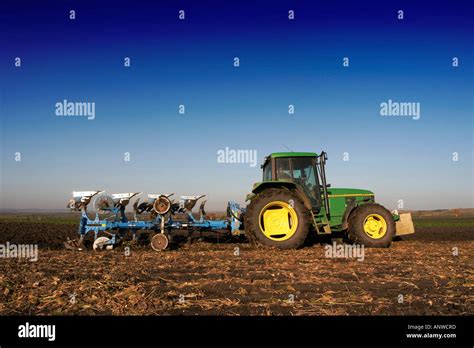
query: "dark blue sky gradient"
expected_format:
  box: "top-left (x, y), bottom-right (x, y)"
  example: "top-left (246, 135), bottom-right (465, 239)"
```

top-left (1, 0), bottom-right (473, 210)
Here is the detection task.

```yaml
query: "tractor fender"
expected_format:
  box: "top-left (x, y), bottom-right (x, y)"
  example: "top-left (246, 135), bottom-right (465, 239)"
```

top-left (342, 203), bottom-right (407, 233)
top-left (250, 181), bottom-right (313, 211)
top-left (341, 201), bottom-right (358, 230)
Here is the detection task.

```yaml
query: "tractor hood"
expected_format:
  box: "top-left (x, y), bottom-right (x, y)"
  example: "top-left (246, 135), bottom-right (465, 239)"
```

top-left (327, 188), bottom-right (374, 198)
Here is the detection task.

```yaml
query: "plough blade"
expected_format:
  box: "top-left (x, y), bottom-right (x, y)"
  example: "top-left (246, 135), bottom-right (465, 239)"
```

top-left (111, 192), bottom-right (142, 207)
top-left (93, 195), bottom-right (115, 213)
top-left (67, 190), bottom-right (104, 211)
top-left (63, 237), bottom-right (83, 251)
top-left (180, 195), bottom-right (206, 211)
top-left (133, 193), bottom-right (174, 216)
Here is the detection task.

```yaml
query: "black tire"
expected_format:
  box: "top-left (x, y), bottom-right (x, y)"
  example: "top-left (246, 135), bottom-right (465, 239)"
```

top-left (244, 187), bottom-right (311, 249)
top-left (347, 203), bottom-right (395, 248)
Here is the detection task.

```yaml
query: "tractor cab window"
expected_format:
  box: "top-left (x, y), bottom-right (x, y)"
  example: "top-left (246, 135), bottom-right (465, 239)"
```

top-left (275, 157), bottom-right (320, 204)
top-left (275, 158), bottom-right (292, 180)
top-left (291, 158), bottom-right (319, 201)
top-left (262, 161), bottom-right (272, 181)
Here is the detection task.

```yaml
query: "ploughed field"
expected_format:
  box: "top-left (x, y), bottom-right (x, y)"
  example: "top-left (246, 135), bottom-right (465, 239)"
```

top-left (0, 211), bottom-right (472, 315)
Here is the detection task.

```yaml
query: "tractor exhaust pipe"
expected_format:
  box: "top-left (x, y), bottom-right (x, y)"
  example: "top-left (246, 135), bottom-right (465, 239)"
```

top-left (319, 151), bottom-right (330, 218)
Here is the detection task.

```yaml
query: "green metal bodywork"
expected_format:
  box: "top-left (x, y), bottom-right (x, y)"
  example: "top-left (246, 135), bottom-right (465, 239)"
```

top-left (248, 152), bottom-right (398, 234)
top-left (326, 188), bottom-right (375, 230)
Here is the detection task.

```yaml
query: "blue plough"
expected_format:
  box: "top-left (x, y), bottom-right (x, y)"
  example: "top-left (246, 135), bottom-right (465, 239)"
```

top-left (65, 191), bottom-right (244, 251)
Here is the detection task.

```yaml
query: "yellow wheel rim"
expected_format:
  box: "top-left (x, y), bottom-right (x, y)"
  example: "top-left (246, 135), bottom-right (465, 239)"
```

top-left (363, 213), bottom-right (387, 239)
top-left (258, 201), bottom-right (298, 241)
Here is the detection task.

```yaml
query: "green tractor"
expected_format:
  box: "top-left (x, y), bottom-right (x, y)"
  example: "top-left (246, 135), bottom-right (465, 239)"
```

top-left (244, 151), bottom-right (415, 249)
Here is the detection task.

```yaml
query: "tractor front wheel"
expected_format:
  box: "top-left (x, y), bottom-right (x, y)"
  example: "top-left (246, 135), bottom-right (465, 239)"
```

top-left (244, 188), bottom-right (311, 249)
top-left (347, 203), bottom-right (395, 248)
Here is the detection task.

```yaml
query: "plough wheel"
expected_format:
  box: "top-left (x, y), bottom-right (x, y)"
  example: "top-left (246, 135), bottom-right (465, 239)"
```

top-left (151, 233), bottom-right (169, 251)
top-left (93, 236), bottom-right (113, 251)
top-left (153, 196), bottom-right (172, 215)
top-left (93, 195), bottom-right (114, 214)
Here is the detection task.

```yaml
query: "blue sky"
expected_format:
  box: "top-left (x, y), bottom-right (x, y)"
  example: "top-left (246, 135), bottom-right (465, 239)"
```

top-left (1, 0), bottom-right (473, 210)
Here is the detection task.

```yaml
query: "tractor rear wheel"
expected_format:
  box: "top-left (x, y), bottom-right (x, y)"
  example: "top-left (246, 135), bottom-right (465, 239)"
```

top-left (244, 188), bottom-right (311, 249)
top-left (347, 203), bottom-right (395, 248)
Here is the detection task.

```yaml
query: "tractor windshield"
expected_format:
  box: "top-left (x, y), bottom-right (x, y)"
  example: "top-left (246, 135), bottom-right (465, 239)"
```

top-left (275, 157), bottom-right (320, 204)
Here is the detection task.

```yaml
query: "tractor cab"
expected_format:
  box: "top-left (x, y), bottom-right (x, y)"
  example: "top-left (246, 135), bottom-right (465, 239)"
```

top-left (258, 152), bottom-right (330, 214)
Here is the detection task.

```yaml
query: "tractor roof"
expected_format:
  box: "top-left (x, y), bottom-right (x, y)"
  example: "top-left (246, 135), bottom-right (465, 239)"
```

top-left (269, 152), bottom-right (318, 158)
